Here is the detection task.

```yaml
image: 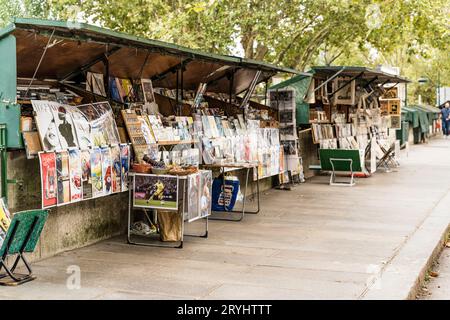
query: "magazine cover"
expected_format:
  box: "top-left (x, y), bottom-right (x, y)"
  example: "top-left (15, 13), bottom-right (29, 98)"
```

top-left (110, 145), bottom-right (121, 193)
top-left (93, 102), bottom-right (121, 145)
top-left (133, 174), bottom-right (178, 210)
top-left (199, 170), bottom-right (212, 218)
top-left (0, 197), bottom-right (11, 233)
top-left (90, 147), bottom-right (104, 198)
top-left (101, 147), bottom-right (112, 195)
top-left (68, 148), bottom-right (82, 202)
top-left (51, 105), bottom-right (79, 149)
top-left (38, 151), bottom-right (58, 208)
top-left (32, 100), bottom-right (62, 151)
top-left (80, 149), bottom-right (93, 200)
top-left (56, 151), bottom-right (71, 205)
top-left (119, 144), bottom-right (130, 191)
top-left (187, 172), bottom-right (200, 220)
top-left (65, 105), bottom-right (92, 149)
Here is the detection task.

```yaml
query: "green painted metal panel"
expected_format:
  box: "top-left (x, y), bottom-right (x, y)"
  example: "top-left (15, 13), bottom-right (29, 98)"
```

top-left (319, 149), bottom-right (362, 172)
top-left (0, 210), bottom-right (49, 256)
top-left (0, 34), bottom-right (21, 148)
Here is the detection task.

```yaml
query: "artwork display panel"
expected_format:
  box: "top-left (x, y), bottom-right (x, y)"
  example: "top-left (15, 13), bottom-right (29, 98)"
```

top-left (199, 170), bottom-right (212, 218)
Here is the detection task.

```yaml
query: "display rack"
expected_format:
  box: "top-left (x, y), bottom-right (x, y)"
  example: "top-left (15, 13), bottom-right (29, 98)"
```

top-left (127, 172), bottom-right (208, 249)
top-left (202, 162), bottom-right (260, 222)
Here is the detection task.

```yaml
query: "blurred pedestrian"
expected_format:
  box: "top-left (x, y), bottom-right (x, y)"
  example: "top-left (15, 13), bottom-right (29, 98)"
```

top-left (441, 102), bottom-right (450, 138)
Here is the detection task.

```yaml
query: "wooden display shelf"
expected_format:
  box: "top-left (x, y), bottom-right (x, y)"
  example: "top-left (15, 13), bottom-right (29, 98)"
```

top-left (157, 139), bottom-right (198, 146)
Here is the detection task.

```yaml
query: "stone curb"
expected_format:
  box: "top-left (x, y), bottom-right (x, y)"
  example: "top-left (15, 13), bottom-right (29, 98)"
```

top-left (361, 189), bottom-right (450, 300)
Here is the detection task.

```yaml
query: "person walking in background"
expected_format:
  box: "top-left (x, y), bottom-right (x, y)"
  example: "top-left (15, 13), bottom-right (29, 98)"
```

top-left (441, 102), bottom-right (450, 139)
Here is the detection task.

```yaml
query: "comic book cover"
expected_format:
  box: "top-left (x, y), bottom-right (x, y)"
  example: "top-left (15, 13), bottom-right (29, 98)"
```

top-left (80, 149), bottom-right (92, 200)
top-left (38, 151), bottom-right (58, 208)
top-left (120, 144), bottom-right (130, 191)
top-left (68, 148), bottom-right (82, 202)
top-left (56, 151), bottom-right (71, 205)
top-left (93, 102), bottom-right (121, 145)
top-left (90, 147), bottom-right (103, 198)
top-left (111, 145), bottom-right (121, 193)
top-left (0, 198), bottom-right (11, 233)
top-left (187, 172), bottom-right (200, 220)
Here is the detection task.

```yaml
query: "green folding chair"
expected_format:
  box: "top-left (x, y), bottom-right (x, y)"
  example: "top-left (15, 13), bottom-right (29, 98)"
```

top-left (0, 210), bottom-right (49, 286)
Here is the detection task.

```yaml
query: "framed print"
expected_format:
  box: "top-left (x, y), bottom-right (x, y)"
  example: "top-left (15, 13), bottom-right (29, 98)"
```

top-left (333, 78), bottom-right (356, 105)
top-left (38, 151), bottom-right (57, 208)
top-left (141, 79), bottom-right (155, 104)
top-left (133, 174), bottom-right (178, 211)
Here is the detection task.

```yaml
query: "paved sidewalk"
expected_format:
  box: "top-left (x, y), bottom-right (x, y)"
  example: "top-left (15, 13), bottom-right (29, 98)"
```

top-left (1, 138), bottom-right (450, 299)
top-left (419, 238), bottom-right (450, 300)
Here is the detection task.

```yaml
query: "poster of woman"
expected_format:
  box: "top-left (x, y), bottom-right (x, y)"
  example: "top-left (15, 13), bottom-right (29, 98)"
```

top-left (200, 170), bottom-right (212, 218)
top-left (51, 105), bottom-right (78, 149)
top-left (32, 100), bottom-right (62, 151)
top-left (38, 151), bottom-right (57, 208)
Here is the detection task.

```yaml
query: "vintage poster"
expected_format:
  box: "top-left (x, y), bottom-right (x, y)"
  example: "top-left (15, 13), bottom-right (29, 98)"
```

top-left (65, 105), bottom-right (92, 149)
top-left (199, 170), bottom-right (212, 218)
top-left (141, 79), bottom-right (155, 104)
top-left (111, 145), bottom-right (121, 193)
top-left (78, 103), bottom-right (107, 146)
top-left (101, 147), bottom-right (112, 195)
top-left (187, 172), bottom-right (200, 220)
top-left (56, 151), bottom-right (71, 205)
top-left (68, 148), bottom-right (82, 202)
top-left (38, 152), bottom-right (57, 208)
top-left (120, 144), bottom-right (130, 191)
top-left (93, 102), bottom-right (121, 145)
top-left (80, 149), bottom-right (93, 200)
top-left (90, 147), bottom-right (103, 198)
top-left (51, 105), bottom-right (79, 149)
top-left (133, 174), bottom-right (178, 210)
top-left (32, 100), bottom-right (62, 151)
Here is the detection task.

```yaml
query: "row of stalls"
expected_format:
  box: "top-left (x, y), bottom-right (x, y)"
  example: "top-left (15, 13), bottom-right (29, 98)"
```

top-left (269, 66), bottom-right (415, 180)
top-left (0, 18), bottom-right (312, 253)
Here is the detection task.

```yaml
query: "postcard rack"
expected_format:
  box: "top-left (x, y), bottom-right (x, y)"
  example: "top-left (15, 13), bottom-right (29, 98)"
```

top-left (127, 172), bottom-right (209, 249)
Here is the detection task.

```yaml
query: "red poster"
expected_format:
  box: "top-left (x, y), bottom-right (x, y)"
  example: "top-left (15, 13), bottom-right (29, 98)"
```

top-left (39, 152), bottom-right (57, 208)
